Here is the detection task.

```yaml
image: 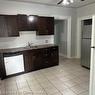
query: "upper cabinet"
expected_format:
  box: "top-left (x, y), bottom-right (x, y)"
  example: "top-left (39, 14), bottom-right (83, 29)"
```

top-left (0, 15), bottom-right (8, 37)
top-left (37, 17), bottom-right (54, 35)
top-left (0, 15), bottom-right (19, 37)
top-left (0, 14), bottom-right (54, 37)
top-left (17, 15), bottom-right (38, 31)
top-left (6, 15), bottom-right (19, 37)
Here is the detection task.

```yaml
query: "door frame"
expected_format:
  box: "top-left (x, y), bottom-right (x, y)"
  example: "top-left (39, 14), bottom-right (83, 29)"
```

top-left (54, 15), bottom-right (71, 58)
top-left (76, 15), bottom-right (92, 58)
top-left (77, 15), bottom-right (95, 95)
top-left (89, 15), bottom-right (95, 95)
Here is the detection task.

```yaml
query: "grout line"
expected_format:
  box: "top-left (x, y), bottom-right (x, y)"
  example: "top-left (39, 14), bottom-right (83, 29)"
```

top-left (38, 71), bottom-right (64, 95)
top-left (26, 79), bottom-right (34, 95)
top-left (15, 78), bottom-right (23, 95)
top-left (33, 75), bottom-right (48, 95)
top-left (26, 76), bottom-right (48, 95)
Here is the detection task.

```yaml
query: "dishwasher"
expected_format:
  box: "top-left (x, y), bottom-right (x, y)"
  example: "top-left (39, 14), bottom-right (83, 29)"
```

top-left (4, 52), bottom-right (24, 76)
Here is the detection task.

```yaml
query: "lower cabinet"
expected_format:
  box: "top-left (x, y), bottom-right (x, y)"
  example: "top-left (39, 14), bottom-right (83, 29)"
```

top-left (23, 50), bottom-right (35, 72)
top-left (0, 46), bottom-right (59, 79)
top-left (23, 46), bottom-right (59, 72)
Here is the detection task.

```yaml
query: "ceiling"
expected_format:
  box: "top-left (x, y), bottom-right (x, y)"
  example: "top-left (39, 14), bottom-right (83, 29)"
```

top-left (7, 0), bottom-right (95, 8)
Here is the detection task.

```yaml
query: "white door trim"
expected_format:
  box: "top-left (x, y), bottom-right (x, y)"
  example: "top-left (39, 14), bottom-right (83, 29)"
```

top-left (54, 15), bottom-right (71, 58)
top-left (89, 15), bottom-right (95, 95)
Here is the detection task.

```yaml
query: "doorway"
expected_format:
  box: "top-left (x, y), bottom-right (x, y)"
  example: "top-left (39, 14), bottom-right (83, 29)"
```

top-left (54, 20), bottom-right (68, 58)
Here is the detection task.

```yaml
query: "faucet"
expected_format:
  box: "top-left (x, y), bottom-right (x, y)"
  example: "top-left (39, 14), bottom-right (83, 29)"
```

top-left (27, 42), bottom-right (33, 48)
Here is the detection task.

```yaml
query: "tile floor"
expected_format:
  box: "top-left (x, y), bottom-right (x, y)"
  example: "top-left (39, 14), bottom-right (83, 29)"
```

top-left (0, 57), bottom-right (90, 95)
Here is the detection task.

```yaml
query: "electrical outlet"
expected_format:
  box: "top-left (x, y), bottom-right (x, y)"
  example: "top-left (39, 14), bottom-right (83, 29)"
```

top-left (45, 40), bottom-right (48, 43)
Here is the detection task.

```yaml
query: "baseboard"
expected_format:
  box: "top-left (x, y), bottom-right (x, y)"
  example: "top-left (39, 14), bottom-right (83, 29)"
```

top-left (59, 53), bottom-right (67, 58)
top-left (59, 53), bottom-right (79, 59)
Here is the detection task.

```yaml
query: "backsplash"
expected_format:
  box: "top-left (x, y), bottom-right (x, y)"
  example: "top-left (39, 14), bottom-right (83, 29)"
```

top-left (0, 31), bottom-right (54, 49)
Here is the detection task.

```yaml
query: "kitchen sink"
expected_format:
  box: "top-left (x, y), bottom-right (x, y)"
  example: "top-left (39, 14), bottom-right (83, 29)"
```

top-left (24, 45), bottom-right (38, 49)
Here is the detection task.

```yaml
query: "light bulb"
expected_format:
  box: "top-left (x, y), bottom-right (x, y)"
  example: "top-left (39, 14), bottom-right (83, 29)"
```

top-left (62, 0), bottom-right (70, 5)
top-left (70, 0), bottom-right (74, 3)
top-left (28, 16), bottom-right (34, 22)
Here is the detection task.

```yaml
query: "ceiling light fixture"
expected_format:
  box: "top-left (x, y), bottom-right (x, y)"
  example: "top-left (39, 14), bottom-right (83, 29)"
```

top-left (57, 0), bottom-right (74, 6)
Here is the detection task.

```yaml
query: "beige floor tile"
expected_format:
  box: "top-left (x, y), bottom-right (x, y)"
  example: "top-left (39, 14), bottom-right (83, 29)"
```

top-left (78, 90), bottom-right (89, 95)
top-left (44, 86), bottom-right (59, 95)
top-left (0, 58), bottom-right (90, 95)
top-left (70, 84), bottom-right (87, 94)
top-left (61, 88), bottom-right (77, 95)
top-left (63, 80), bottom-right (78, 88)
top-left (50, 92), bottom-right (62, 95)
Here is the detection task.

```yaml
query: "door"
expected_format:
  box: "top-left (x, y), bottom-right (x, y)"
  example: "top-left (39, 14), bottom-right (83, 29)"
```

top-left (81, 19), bottom-right (92, 68)
top-left (81, 39), bottom-right (91, 68)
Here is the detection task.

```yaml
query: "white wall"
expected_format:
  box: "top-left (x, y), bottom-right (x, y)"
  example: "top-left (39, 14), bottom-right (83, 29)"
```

top-left (54, 20), bottom-right (67, 57)
top-left (77, 3), bottom-right (95, 17)
top-left (0, 31), bottom-right (54, 49)
top-left (76, 3), bottom-right (95, 58)
top-left (0, 0), bottom-right (77, 57)
top-left (0, 1), bottom-right (75, 16)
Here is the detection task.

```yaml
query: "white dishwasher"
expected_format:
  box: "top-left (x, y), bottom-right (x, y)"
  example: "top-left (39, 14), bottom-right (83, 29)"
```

top-left (4, 53), bottom-right (24, 76)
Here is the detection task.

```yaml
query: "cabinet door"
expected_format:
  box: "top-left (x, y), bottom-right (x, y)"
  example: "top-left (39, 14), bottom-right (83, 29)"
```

top-left (50, 46), bottom-right (59, 65)
top-left (28, 15), bottom-right (38, 31)
top-left (37, 17), bottom-right (47, 35)
top-left (23, 50), bottom-right (35, 72)
top-left (42, 48), bottom-right (51, 67)
top-left (0, 15), bottom-right (8, 37)
top-left (37, 16), bottom-right (54, 35)
top-left (6, 15), bottom-right (19, 37)
top-left (17, 15), bottom-right (28, 31)
top-left (0, 53), bottom-right (6, 79)
top-left (46, 17), bottom-right (54, 35)
top-left (17, 15), bottom-right (38, 31)
top-left (33, 49), bottom-right (44, 70)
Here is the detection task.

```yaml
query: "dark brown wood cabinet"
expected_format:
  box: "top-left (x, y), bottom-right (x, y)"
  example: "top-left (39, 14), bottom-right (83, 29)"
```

top-left (37, 16), bottom-right (54, 35)
top-left (0, 46), bottom-right (59, 79)
top-left (23, 50), bottom-right (34, 72)
top-left (0, 15), bottom-right (8, 37)
top-left (6, 15), bottom-right (19, 37)
top-left (23, 46), bottom-right (59, 72)
top-left (0, 53), bottom-right (6, 79)
top-left (0, 14), bottom-right (54, 37)
top-left (17, 15), bottom-right (54, 34)
top-left (17, 15), bottom-right (38, 31)
top-left (28, 15), bottom-right (38, 31)
top-left (0, 15), bottom-right (19, 37)
top-left (17, 15), bottom-right (28, 31)
top-left (50, 47), bottom-right (59, 64)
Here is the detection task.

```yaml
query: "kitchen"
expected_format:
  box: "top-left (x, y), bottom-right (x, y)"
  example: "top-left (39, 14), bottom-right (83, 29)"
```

top-left (0, 15), bottom-right (59, 79)
top-left (0, 0), bottom-right (95, 95)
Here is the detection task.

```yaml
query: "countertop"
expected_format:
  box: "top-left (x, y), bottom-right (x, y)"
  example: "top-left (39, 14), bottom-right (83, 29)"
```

top-left (0, 44), bottom-right (57, 53)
